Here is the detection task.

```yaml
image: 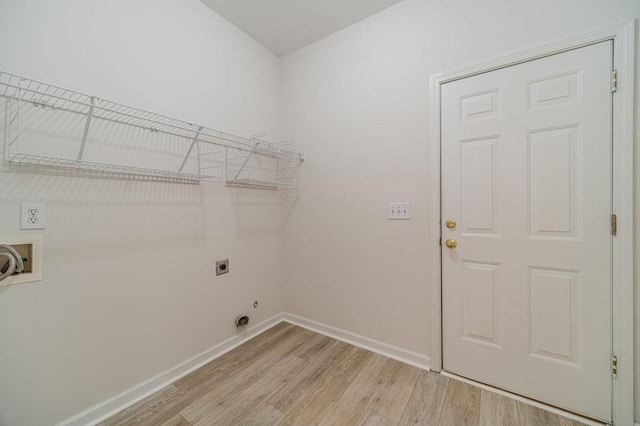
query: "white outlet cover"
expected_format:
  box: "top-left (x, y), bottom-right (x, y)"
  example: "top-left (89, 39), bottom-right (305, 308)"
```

top-left (21, 203), bottom-right (46, 230)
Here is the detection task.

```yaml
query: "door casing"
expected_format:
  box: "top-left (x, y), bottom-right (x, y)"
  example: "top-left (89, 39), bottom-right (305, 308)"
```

top-left (428, 21), bottom-right (635, 425)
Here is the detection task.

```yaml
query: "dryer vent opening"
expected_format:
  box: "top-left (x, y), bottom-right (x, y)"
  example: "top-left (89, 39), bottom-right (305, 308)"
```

top-left (235, 315), bottom-right (249, 327)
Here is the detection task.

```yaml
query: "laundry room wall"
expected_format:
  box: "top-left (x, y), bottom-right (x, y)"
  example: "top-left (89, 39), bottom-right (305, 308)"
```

top-left (280, 0), bottom-right (640, 419)
top-left (1, 0), bottom-right (639, 423)
top-left (0, 0), bottom-right (285, 424)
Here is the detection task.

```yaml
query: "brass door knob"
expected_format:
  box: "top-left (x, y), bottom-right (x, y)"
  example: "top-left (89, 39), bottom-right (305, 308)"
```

top-left (445, 219), bottom-right (457, 229)
top-left (445, 239), bottom-right (457, 249)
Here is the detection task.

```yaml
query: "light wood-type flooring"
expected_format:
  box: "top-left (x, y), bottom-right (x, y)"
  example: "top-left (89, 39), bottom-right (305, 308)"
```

top-left (100, 323), bottom-right (590, 426)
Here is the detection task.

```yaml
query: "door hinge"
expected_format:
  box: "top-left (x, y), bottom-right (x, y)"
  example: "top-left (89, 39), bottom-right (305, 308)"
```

top-left (611, 214), bottom-right (617, 236)
top-left (611, 70), bottom-right (618, 93)
top-left (612, 355), bottom-right (618, 377)
top-left (439, 237), bottom-right (442, 246)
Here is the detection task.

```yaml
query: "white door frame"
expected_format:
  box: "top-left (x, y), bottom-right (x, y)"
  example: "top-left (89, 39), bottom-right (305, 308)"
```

top-left (429, 21), bottom-right (635, 425)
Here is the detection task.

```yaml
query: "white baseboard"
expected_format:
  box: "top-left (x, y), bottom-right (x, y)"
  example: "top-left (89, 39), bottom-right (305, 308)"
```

top-left (58, 312), bottom-right (430, 426)
top-left (281, 313), bottom-right (430, 371)
top-left (57, 313), bottom-right (285, 426)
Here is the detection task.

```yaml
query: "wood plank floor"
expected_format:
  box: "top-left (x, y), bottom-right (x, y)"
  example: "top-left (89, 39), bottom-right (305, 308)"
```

top-left (99, 323), bottom-right (591, 426)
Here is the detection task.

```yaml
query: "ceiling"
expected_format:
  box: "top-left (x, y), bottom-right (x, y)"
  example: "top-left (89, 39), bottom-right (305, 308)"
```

top-left (200, 0), bottom-right (405, 56)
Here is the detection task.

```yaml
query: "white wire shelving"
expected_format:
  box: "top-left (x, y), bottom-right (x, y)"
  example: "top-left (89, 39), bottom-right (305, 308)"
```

top-left (0, 71), bottom-right (303, 187)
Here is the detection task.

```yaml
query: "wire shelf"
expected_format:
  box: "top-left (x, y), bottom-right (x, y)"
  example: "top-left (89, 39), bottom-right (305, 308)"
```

top-left (8, 153), bottom-right (216, 183)
top-left (226, 178), bottom-right (299, 190)
top-left (0, 71), bottom-right (303, 188)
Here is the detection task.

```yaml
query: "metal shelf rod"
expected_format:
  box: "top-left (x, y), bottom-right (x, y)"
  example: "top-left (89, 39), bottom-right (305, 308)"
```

top-left (178, 126), bottom-right (203, 172)
top-left (77, 96), bottom-right (95, 160)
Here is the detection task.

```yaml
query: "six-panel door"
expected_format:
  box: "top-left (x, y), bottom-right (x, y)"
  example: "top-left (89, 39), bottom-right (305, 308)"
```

top-left (441, 41), bottom-right (613, 421)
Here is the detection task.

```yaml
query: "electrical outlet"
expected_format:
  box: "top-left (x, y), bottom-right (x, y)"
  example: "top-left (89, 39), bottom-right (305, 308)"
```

top-left (21, 204), bottom-right (46, 230)
top-left (388, 202), bottom-right (411, 220)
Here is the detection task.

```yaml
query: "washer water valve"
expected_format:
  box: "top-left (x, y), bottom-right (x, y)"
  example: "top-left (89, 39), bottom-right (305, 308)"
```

top-left (0, 245), bottom-right (25, 282)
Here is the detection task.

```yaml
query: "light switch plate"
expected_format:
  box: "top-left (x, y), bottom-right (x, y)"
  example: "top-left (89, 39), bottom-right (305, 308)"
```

top-left (21, 203), bottom-right (46, 230)
top-left (388, 202), bottom-right (411, 220)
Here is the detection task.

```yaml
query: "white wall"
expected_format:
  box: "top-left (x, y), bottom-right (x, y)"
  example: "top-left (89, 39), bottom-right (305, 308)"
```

top-left (281, 0), bottom-right (640, 420)
top-left (1, 0), bottom-right (638, 424)
top-left (0, 1), bottom-right (286, 425)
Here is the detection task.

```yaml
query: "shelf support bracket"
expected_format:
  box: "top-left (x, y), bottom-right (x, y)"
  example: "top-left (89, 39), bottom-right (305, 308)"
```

top-left (232, 140), bottom-right (260, 182)
top-left (5, 89), bottom-right (22, 161)
top-left (77, 96), bottom-right (96, 160)
top-left (3, 97), bottom-right (9, 163)
top-left (179, 126), bottom-right (203, 172)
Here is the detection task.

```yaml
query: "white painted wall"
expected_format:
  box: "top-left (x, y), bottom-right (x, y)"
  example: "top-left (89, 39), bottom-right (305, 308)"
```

top-left (281, 0), bottom-right (640, 420)
top-left (1, 0), bottom-right (639, 424)
top-left (0, 1), bottom-right (285, 425)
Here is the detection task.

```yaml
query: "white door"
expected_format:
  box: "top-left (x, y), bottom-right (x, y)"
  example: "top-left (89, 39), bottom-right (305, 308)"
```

top-left (441, 41), bottom-right (613, 421)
